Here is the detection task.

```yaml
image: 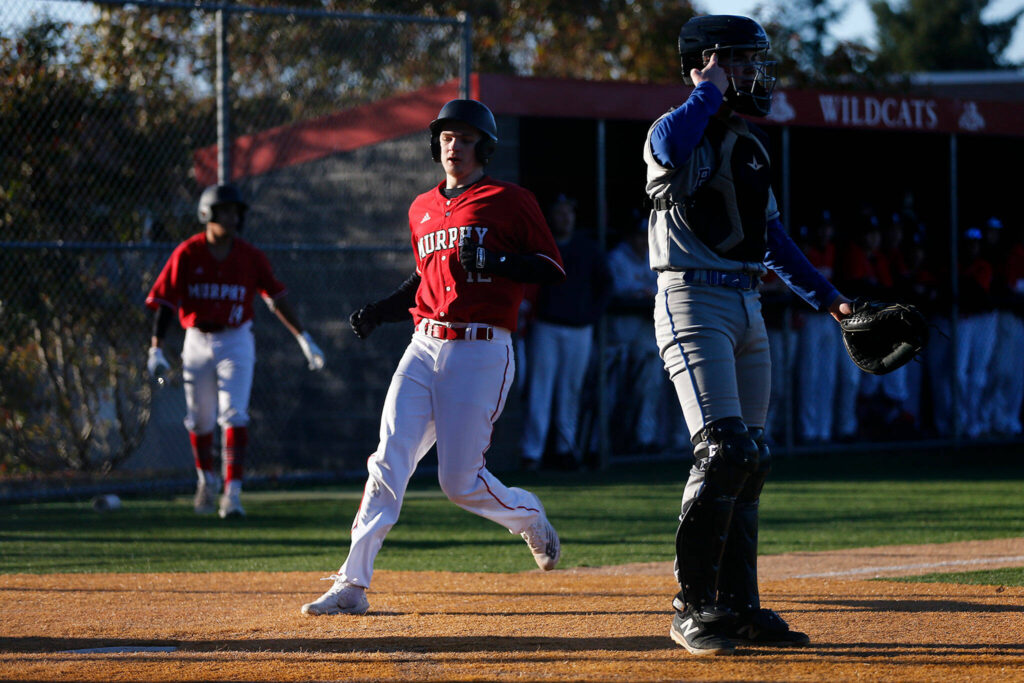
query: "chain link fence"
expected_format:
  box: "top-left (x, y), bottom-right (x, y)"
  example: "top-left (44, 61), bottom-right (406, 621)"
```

top-left (1, 0), bottom-right (472, 493)
top-left (3, 1), bottom-right (1023, 500)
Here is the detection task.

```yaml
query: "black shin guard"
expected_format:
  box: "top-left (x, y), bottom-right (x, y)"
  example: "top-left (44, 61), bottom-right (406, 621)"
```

top-left (718, 428), bottom-right (771, 613)
top-left (674, 417), bottom-right (759, 610)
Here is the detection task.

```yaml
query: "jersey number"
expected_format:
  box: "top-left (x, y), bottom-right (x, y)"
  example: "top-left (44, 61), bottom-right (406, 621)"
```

top-left (466, 272), bottom-right (492, 283)
top-left (228, 304), bottom-right (244, 325)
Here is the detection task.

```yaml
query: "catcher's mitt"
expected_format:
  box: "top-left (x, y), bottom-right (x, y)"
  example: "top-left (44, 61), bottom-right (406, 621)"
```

top-left (840, 299), bottom-right (928, 375)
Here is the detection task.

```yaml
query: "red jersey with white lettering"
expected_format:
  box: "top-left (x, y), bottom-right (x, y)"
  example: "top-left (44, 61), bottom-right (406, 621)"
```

top-left (408, 177), bottom-right (564, 331)
top-left (146, 233), bottom-right (286, 329)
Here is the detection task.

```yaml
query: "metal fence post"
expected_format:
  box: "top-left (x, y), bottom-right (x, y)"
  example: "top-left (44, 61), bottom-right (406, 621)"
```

top-left (458, 12), bottom-right (472, 99)
top-left (216, 1), bottom-right (232, 184)
top-left (596, 118), bottom-right (610, 470)
top-left (950, 132), bottom-right (960, 443)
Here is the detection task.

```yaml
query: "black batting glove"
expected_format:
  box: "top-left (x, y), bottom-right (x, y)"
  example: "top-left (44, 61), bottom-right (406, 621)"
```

top-left (349, 303), bottom-right (382, 340)
top-left (459, 236), bottom-right (489, 273)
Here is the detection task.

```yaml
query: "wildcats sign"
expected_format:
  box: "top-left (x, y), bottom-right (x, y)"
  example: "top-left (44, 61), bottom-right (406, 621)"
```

top-left (817, 94), bottom-right (939, 129)
top-left (765, 90), bottom-right (1022, 136)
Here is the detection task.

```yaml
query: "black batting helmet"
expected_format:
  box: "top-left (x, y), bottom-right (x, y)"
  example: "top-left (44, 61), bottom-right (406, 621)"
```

top-left (429, 99), bottom-right (498, 165)
top-left (678, 15), bottom-right (777, 117)
top-left (197, 183), bottom-right (248, 224)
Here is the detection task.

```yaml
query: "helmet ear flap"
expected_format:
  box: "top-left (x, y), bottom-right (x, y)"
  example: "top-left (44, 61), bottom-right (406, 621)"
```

top-left (475, 138), bottom-right (496, 165)
top-left (430, 133), bottom-right (442, 163)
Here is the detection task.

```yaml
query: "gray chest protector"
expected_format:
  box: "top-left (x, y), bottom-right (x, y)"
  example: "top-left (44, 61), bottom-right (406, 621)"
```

top-left (682, 118), bottom-right (772, 263)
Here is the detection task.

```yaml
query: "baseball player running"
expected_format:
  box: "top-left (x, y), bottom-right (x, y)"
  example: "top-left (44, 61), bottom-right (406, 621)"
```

top-left (146, 184), bottom-right (324, 518)
top-left (646, 15), bottom-right (853, 655)
top-left (301, 99), bottom-right (565, 616)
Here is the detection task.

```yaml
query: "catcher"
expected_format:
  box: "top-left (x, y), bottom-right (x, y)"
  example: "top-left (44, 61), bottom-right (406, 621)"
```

top-left (645, 14), bottom-right (927, 656)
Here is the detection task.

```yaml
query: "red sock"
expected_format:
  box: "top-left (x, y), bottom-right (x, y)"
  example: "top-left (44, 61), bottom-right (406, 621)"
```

top-left (223, 426), bottom-right (248, 484)
top-left (189, 432), bottom-right (215, 472)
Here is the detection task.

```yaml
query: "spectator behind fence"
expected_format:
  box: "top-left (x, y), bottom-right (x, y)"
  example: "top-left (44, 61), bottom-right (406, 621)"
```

top-left (982, 216), bottom-right (1024, 436)
top-left (957, 226), bottom-right (997, 438)
top-left (603, 214), bottom-right (662, 453)
top-left (796, 213), bottom-right (842, 443)
top-left (834, 213), bottom-right (889, 440)
top-left (904, 226), bottom-right (945, 435)
top-left (520, 194), bottom-right (613, 471)
top-left (858, 212), bottom-right (914, 434)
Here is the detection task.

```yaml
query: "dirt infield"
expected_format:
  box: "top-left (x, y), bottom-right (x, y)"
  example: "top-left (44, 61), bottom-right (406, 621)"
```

top-left (2, 538), bottom-right (1023, 682)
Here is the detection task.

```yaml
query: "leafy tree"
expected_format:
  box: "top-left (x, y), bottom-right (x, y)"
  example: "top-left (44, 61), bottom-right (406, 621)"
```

top-left (757, 0), bottom-right (885, 90)
top-left (0, 246), bottom-right (153, 474)
top-left (1, 20), bottom-right (156, 474)
top-left (871, 0), bottom-right (1023, 71)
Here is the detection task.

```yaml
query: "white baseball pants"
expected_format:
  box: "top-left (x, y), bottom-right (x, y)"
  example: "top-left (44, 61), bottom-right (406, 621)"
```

top-left (521, 320), bottom-right (594, 460)
top-left (337, 327), bottom-right (544, 589)
top-left (181, 321), bottom-right (254, 433)
top-left (796, 313), bottom-right (841, 441)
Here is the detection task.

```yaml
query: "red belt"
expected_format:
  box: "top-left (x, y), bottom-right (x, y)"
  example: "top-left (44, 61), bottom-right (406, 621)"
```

top-left (419, 321), bottom-right (494, 341)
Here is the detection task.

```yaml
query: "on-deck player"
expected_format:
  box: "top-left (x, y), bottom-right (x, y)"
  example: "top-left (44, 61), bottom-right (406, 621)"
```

top-left (301, 99), bottom-right (566, 616)
top-left (646, 15), bottom-right (853, 655)
top-left (146, 183), bottom-right (325, 518)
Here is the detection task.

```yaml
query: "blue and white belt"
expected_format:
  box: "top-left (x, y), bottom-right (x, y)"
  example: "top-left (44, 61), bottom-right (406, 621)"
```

top-left (681, 269), bottom-right (761, 290)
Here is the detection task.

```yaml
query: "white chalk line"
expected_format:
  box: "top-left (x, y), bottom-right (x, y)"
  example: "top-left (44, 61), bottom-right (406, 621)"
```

top-left (58, 646), bottom-right (178, 654)
top-left (793, 555), bottom-right (1024, 578)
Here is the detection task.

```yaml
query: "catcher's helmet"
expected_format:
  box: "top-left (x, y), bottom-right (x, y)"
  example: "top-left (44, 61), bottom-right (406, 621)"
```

top-left (429, 99), bottom-right (498, 165)
top-left (197, 183), bottom-right (248, 224)
top-left (678, 15), bottom-right (777, 117)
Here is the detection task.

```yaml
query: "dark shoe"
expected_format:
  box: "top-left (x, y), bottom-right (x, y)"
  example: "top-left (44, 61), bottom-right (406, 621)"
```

top-left (725, 608), bottom-right (809, 647)
top-left (669, 606), bottom-right (737, 656)
top-left (519, 456), bottom-right (541, 472)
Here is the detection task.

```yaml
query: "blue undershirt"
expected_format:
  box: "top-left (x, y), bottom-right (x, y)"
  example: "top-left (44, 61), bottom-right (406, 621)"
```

top-left (650, 82), bottom-right (839, 311)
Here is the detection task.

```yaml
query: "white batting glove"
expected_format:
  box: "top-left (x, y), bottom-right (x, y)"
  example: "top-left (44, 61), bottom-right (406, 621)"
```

top-left (147, 347), bottom-right (170, 378)
top-left (297, 331), bottom-right (325, 371)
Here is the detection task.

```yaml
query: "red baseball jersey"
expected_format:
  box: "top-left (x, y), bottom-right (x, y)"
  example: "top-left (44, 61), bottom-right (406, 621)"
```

top-left (146, 233), bottom-right (287, 329)
top-left (407, 177), bottom-right (564, 331)
top-left (804, 243), bottom-right (835, 279)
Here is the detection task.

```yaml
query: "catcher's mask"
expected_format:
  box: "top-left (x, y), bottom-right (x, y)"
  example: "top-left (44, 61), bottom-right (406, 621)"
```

top-left (678, 15), bottom-right (777, 117)
top-left (429, 99), bottom-right (498, 165)
top-left (198, 183), bottom-right (248, 230)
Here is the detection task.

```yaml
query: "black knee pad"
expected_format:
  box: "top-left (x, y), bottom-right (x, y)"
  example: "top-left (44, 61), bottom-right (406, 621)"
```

top-left (695, 417), bottom-right (759, 494)
top-left (738, 427), bottom-right (771, 502)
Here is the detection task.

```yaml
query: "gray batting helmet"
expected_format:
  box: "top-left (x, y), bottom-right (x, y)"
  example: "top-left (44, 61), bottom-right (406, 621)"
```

top-left (429, 99), bottom-right (498, 165)
top-left (678, 15), bottom-right (777, 117)
top-left (197, 183), bottom-right (248, 224)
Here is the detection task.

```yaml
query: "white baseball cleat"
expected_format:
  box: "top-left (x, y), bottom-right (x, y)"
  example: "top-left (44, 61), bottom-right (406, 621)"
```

top-left (193, 473), bottom-right (219, 515)
top-left (301, 576), bottom-right (369, 616)
top-left (521, 502), bottom-right (561, 571)
top-left (218, 493), bottom-right (245, 519)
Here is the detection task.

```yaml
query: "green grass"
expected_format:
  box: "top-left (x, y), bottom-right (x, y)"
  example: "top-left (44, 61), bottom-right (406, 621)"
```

top-left (1, 449), bottom-right (1022, 577)
top-left (887, 567), bottom-right (1024, 585)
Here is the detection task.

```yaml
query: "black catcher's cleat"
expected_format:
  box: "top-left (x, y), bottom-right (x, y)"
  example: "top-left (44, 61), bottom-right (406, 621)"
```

top-left (669, 605), bottom-right (737, 656)
top-left (725, 607), bottom-right (810, 647)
